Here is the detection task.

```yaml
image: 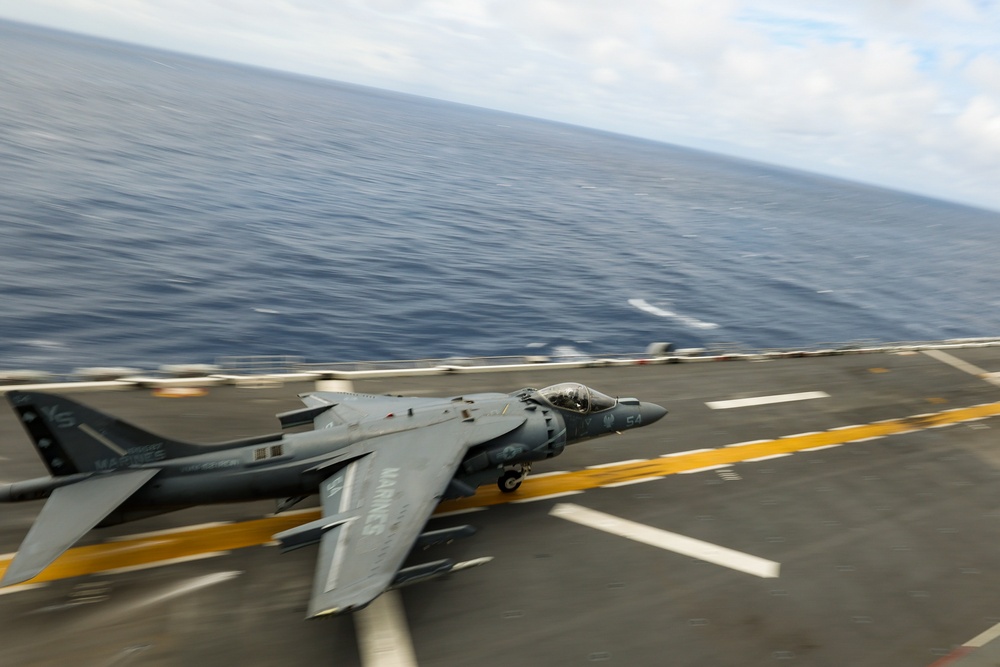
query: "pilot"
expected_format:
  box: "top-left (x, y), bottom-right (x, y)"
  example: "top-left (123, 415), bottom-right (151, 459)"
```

top-left (540, 383), bottom-right (591, 412)
top-left (559, 385), bottom-right (588, 412)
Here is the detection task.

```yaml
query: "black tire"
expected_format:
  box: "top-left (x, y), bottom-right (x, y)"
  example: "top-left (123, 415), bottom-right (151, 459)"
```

top-left (498, 470), bottom-right (523, 493)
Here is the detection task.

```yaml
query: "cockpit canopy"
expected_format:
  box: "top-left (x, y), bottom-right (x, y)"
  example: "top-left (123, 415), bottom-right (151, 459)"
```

top-left (537, 383), bottom-right (617, 414)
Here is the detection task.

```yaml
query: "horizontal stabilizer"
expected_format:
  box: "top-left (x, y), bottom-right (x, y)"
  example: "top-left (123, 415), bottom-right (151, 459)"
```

top-left (0, 468), bottom-right (159, 587)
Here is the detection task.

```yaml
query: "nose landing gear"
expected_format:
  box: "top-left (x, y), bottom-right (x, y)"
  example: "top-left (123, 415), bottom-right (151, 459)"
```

top-left (498, 463), bottom-right (531, 493)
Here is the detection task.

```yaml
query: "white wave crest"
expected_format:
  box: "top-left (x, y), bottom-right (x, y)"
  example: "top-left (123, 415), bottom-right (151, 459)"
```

top-left (628, 298), bottom-right (719, 330)
top-left (25, 339), bottom-right (66, 349)
top-left (551, 345), bottom-right (589, 360)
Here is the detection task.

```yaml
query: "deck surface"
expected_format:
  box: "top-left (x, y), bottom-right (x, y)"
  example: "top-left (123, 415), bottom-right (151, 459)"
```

top-left (2, 349), bottom-right (1000, 666)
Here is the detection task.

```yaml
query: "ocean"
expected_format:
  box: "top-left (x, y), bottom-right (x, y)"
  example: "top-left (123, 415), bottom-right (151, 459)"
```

top-left (2, 20), bottom-right (1000, 375)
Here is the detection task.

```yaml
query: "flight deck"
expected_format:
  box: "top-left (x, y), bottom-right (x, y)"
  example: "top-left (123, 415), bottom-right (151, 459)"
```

top-left (2, 346), bottom-right (1000, 666)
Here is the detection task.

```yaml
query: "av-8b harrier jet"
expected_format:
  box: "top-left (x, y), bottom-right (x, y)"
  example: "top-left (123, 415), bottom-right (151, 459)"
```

top-left (0, 383), bottom-right (666, 617)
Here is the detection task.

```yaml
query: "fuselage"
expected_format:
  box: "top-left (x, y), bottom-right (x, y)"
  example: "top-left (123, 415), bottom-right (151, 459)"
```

top-left (2, 385), bottom-right (667, 526)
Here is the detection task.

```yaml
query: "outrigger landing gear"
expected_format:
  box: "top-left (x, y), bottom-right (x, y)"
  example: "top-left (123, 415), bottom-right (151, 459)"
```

top-left (498, 463), bottom-right (531, 493)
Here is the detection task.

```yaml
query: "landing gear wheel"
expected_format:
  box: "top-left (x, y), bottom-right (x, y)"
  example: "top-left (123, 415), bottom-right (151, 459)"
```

top-left (498, 470), bottom-right (523, 493)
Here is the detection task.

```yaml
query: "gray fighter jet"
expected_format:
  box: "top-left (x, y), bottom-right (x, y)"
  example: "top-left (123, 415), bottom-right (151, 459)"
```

top-left (0, 383), bottom-right (666, 616)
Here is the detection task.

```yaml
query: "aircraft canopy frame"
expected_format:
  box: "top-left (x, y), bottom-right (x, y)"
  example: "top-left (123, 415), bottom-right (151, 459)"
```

top-left (537, 383), bottom-right (617, 414)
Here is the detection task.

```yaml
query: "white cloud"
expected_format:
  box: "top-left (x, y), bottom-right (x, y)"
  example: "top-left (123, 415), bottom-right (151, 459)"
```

top-left (2, 0), bottom-right (1000, 208)
top-left (955, 96), bottom-right (1000, 157)
top-left (965, 55), bottom-right (1000, 96)
top-left (591, 67), bottom-right (620, 85)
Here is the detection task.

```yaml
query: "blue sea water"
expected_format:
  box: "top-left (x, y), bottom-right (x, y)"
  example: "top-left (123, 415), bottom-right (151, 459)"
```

top-left (2, 20), bottom-right (1000, 374)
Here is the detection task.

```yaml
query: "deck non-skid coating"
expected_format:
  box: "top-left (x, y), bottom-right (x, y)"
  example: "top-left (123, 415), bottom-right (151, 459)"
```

top-left (2, 399), bottom-right (998, 585)
top-left (3, 349), bottom-right (1000, 667)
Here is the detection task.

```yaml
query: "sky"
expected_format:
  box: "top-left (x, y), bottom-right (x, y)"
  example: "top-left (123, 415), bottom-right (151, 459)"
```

top-left (2, 1), bottom-right (1000, 211)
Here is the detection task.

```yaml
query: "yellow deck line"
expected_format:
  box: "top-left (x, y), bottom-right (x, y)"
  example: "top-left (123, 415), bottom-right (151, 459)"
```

top-left (2, 400), bottom-right (999, 586)
top-left (437, 400), bottom-right (1000, 512)
top-left (0, 513), bottom-right (317, 585)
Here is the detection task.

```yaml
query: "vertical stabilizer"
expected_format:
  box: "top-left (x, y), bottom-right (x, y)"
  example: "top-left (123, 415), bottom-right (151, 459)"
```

top-left (6, 391), bottom-right (212, 476)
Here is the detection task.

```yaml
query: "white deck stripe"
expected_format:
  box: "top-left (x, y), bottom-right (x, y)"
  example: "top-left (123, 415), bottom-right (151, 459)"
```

top-left (586, 459), bottom-right (647, 469)
top-left (510, 491), bottom-right (584, 504)
top-left (99, 552), bottom-right (231, 576)
top-left (432, 507), bottom-right (488, 518)
top-left (116, 571), bottom-right (242, 612)
top-left (966, 620), bottom-right (1000, 648)
top-left (743, 453), bottom-right (793, 463)
top-left (923, 349), bottom-right (991, 377)
top-left (706, 391), bottom-right (829, 410)
top-left (105, 522), bottom-right (233, 542)
top-left (661, 448), bottom-right (715, 457)
top-left (354, 590), bottom-right (419, 667)
top-left (0, 583), bottom-right (47, 596)
top-left (600, 476), bottom-right (663, 488)
top-left (315, 379), bottom-right (356, 392)
top-left (550, 504), bottom-right (780, 578)
top-left (679, 464), bottom-right (733, 474)
top-left (725, 439), bottom-right (771, 448)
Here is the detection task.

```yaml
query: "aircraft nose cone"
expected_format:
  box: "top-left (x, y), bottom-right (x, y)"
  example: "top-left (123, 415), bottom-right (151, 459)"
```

top-left (640, 402), bottom-right (668, 425)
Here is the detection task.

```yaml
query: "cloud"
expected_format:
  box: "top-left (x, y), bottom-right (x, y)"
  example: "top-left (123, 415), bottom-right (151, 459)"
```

top-left (2, 0), bottom-right (1000, 208)
top-left (965, 54), bottom-right (1000, 96)
top-left (956, 96), bottom-right (1000, 159)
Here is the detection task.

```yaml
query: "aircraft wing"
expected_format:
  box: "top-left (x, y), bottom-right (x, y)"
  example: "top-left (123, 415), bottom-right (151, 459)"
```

top-left (295, 391), bottom-right (455, 430)
top-left (0, 469), bottom-right (159, 586)
top-left (274, 416), bottom-right (488, 617)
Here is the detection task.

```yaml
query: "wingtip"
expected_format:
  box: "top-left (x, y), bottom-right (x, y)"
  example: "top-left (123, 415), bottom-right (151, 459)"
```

top-left (308, 600), bottom-right (370, 619)
top-left (309, 607), bottom-right (341, 619)
top-left (0, 561), bottom-right (42, 589)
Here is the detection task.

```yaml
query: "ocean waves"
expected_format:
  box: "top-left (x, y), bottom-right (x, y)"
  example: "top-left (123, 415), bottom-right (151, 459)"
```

top-left (2, 22), bottom-right (1000, 373)
top-left (627, 299), bottom-right (720, 331)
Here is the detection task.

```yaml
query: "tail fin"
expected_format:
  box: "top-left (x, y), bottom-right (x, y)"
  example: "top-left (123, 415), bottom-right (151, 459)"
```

top-left (6, 391), bottom-right (226, 476)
